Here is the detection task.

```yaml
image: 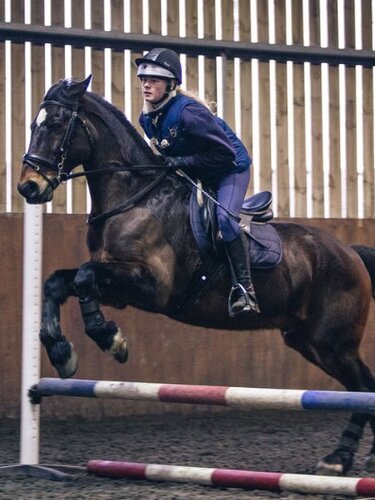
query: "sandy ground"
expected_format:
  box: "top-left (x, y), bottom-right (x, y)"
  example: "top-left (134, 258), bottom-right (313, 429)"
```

top-left (0, 409), bottom-right (374, 500)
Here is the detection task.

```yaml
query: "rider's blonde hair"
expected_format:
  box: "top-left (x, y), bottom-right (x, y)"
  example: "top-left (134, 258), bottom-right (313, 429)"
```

top-left (176, 88), bottom-right (217, 114)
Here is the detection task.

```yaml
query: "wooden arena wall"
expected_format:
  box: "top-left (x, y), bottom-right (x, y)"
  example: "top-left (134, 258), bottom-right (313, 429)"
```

top-left (0, 214), bottom-right (374, 418)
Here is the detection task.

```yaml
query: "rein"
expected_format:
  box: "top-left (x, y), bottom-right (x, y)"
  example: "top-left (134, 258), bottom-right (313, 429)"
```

top-left (87, 169), bottom-right (169, 225)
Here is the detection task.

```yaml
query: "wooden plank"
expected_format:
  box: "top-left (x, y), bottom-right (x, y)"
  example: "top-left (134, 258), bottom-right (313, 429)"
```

top-left (149, 0), bottom-right (162, 35)
top-left (185, 0), bottom-right (198, 93)
top-left (363, 67), bottom-right (374, 217)
top-left (344, 0), bottom-right (355, 49)
top-left (71, 1), bottom-right (88, 214)
top-left (275, 63), bottom-right (289, 216)
top-left (345, 67), bottom-right (357, 217)
top-left (203, 0), bottom-right (216, 113)
top-left (48, 0), bottom-right (67, 214)
top-left (130, 0), bottom-right (145, 133)
top-left (327, 0), bottom-right (338, 48)
top-left (311, 64), bottom-right (324, 217)
top-left (11, 42), bottom-right (25, 213)
top-left (362, 0), bottom-right (372, 50)
top-left (328, 66), bottom-right (341, 217)
top-left (0, 43), bottom-right (5, 211)
top-left (167, 0), bottom-right (180, 37)
top-left (293, 63), bottom-right (307, 217)
top-left (238, 0), bottom-right (252, 197)
top-left (221, 0), bottom-right (234, 127)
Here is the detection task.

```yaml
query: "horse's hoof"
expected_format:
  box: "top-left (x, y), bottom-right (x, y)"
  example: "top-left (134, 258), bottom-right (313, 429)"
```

top-left (365, 454), bottom-right (375, 473)
top-left (107, 329), bottom-right (129, 363)
top-left (315, 460), bottom-right (344, 476)
top-left (55, 344), bottom-right (78, 379)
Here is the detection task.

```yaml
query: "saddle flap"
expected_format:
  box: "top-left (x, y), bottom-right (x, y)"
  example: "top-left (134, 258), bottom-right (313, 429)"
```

top-left (241, 191), bottom-right (273, 216)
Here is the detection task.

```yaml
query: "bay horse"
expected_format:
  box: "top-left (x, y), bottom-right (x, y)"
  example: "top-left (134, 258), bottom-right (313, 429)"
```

top-left (18, 76), bottom-right (375, 477)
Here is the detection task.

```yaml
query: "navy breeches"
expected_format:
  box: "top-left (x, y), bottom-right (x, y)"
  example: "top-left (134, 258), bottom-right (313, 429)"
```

top-left (216, 168), bottom-right (250, 242)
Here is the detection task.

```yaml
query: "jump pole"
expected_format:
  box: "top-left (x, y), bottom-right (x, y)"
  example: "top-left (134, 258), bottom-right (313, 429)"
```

top-left (31, 377), bottom-right (375, 412)
top-left (87, 460), bottom-right (375, 497)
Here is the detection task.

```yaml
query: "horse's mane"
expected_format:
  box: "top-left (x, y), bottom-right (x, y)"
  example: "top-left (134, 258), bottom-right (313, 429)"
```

top-left (45, 79), bottom-right (160, 166)
top-left (86, 92), bottom-right (158, 164)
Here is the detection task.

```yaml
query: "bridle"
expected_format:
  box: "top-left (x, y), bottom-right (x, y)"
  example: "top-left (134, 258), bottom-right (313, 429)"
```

top-left (23, 100), bottom-right (94, 190)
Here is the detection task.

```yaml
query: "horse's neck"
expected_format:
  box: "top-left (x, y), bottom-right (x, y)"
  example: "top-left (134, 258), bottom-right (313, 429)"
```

top-left (83, 109), bottom-right (158, 215)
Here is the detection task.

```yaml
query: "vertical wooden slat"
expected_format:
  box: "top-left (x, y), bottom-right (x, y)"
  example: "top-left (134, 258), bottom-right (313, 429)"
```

top-left (61, 0), bottom-right (87, 214)
top-left (0, 43), bottom-right (5, 211)
top-left (149, 0), bottom-right (162, 34)
top-left (345, 66), bottom-right (357, 217)
top-left (310, 64), bottom-right (324, 217)
top-left (221, 0), bottom-right (235, 128)
top-left (292, 1), bottom-right (307, 216)
top-left (293, 63), bottom-right (307, 217)
top-left (275, 63), bottom-right (289, 216)
top-left (203, 0), bottom-right (216, 111)
top-left (275, 2), bottom-right (289, 216)
top-left (363, 67), bottom-right (374, 217)
top-left (344, 0), bottom-right (355, 49)
top-left (327, 0), bottom-right (338, 47)
top-left (130, 0), bottom-right (144, 134)
top-left (11, 0), bottom-right (25, 212)
top-left (167, 0), bottom-right (180, 37)
top-left (362, 0), bottom-right (372, 49)
top-left (48, 2), bottom-right (67, 213)
top-left (30, 0), bottom-right (45, 179)
top-left (111, 1), bottom-right (125, 111)
top-left (91, 0), bottom-right (105, 96)
top-left (238, 0), bottom-right (252, 196)
top-left (185, 0), bottom-right (198, 92)
top-left (329, 66), bottom-right (341, 217)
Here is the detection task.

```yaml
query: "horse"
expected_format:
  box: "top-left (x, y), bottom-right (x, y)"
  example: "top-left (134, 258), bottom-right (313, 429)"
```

top-left (18, 76), bottom-right (375, 477)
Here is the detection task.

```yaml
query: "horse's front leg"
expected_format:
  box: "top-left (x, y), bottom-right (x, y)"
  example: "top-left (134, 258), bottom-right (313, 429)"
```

top-left (40, 269), bottom-right (80, 378)
top-left (74, 262), bottom-right (128, 365)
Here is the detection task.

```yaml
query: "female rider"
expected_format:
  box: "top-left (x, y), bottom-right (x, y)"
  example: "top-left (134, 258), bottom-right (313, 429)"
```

top-left (136, 48), bottom-right (259, 317)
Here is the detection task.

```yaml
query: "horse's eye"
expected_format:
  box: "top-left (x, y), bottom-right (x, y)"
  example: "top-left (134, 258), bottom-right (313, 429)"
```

top-left (48, 121), bottom-right (62, 131)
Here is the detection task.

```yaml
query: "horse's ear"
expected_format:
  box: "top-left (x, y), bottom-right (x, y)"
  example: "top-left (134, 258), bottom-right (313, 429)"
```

top-left (67, 75), bottom-right (92, 99)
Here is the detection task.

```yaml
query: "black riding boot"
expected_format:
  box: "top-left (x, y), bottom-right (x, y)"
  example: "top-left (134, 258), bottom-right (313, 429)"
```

top-left (225, 232), bottom-right (260, 317)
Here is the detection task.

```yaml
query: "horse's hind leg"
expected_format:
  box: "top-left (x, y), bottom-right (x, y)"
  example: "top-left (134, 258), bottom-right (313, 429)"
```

top-left (40, 269), bottom-right (80, 378)
top-left (283, 323), bottom-right (372, 475)
top-left (73, 262), bottom-right (128, 365)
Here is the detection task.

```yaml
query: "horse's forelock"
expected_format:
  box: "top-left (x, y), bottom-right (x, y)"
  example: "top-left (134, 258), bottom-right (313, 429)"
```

top-left (44, 79), bottom-right (81, 105)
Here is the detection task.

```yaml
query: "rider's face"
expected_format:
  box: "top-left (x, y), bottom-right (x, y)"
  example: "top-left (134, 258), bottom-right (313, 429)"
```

top-left (140, 77), bottom-right (169, 104)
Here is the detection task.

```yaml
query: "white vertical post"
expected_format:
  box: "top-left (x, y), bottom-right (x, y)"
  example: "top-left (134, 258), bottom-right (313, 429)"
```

top-left (20, 206), bottom-right (43, 465)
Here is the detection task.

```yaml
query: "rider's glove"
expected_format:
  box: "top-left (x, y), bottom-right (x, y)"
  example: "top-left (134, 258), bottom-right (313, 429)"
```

top-left (164, 156), bottom-right (189, 170)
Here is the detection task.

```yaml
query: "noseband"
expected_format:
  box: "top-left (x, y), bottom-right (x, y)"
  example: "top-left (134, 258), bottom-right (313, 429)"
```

top-left (23, 100), bottom-right (93, 190)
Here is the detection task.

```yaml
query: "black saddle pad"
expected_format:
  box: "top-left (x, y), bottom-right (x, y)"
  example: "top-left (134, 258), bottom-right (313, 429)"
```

top-left (190, 188), bottom-right (282, 269)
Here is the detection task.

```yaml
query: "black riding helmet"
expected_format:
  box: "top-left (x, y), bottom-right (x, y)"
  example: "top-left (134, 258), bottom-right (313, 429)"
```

top-left (135, 48), bottom-right (182, 85)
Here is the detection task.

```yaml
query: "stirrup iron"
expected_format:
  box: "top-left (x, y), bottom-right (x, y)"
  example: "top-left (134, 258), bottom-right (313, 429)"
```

top-left (228, 283), bottom-right (252, 318)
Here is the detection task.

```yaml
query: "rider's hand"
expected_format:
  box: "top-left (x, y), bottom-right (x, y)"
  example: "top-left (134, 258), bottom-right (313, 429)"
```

top-left (164, 156), bottom-right (189, 169)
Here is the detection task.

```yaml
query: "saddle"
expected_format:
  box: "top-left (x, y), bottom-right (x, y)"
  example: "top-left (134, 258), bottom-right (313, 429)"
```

top-left (190, 185), bottom-right (282, 270)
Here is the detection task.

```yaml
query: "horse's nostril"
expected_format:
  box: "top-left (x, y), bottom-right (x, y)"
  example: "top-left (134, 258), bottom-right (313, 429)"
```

top-left (17, 180), bottom-right (39, 199)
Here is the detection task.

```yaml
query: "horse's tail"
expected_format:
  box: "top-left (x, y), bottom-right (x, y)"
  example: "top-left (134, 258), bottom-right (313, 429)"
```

top-left (352, 244), bottom-right (375, 299)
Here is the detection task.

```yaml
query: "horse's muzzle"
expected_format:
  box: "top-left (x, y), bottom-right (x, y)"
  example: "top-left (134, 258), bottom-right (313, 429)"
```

top-left (17, 179), bottom-right (53, 204)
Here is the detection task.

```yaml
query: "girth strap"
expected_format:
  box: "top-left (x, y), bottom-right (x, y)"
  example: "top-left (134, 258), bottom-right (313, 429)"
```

top-left (169, 257), bottom-right (224, 315)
